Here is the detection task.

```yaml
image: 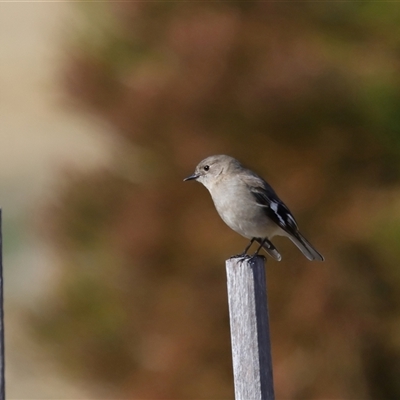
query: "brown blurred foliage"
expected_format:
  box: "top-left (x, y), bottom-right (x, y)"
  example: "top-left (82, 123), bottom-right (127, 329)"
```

top-left (33, 2), bottom-right (400, 399)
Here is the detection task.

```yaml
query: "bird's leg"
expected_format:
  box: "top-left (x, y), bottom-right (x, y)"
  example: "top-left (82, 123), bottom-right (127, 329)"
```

top-left (237, 238), bottom-right (255, 257)
top-left (252, 238), bottom-right (266, 256)
top-left (230, 238), bottom-right (259, 259)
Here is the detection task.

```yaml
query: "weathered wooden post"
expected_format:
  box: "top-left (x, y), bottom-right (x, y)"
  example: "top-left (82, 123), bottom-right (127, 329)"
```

top-left (0, 210), bottom-right (4, 400)
top-left (226, 255), bottom-right (274, 400)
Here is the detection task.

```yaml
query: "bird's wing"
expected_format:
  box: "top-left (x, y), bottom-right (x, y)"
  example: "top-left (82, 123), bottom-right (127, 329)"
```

top-left (240, 172), bottom-right (324, 261)
top-left (240, 173), bottom-right (299, 235)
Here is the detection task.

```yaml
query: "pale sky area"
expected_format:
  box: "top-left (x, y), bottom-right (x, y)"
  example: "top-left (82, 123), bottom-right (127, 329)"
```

top-left (1, 3), bottom-right (114, 397)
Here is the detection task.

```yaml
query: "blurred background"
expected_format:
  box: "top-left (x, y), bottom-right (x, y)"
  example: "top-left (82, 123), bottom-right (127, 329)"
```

top-left (2, 2), bottom-right (400, 399)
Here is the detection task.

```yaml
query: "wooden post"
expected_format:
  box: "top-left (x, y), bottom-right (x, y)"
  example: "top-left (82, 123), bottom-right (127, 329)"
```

top-left (0, 210), bottom-right (5, 400)
top-left (226, 256), bottom-right (274, 400)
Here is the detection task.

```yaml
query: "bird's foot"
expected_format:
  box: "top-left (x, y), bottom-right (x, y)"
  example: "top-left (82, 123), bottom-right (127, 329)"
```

top-left (249, 252), bottom-right (266, 260)
top-left (229, 253), bottom-right (250, 260)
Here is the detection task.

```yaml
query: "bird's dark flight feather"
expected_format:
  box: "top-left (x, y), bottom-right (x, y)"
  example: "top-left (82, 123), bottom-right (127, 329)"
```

top-left (240, 173), bottom-right (299, 235)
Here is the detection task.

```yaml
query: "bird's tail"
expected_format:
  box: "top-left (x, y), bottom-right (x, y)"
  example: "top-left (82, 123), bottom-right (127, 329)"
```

top-left (288, 231), bottom-right (324, 261)
top-left (255, 238), bottom-right (282, 261)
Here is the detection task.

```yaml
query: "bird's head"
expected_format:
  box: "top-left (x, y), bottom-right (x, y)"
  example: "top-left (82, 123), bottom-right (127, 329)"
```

top-left (183, 154), bottom-right (239, 189)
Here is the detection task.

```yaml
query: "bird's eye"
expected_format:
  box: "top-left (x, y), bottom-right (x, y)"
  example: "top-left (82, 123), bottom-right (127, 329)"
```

top-left (204, 165), bottom-right (210, 171)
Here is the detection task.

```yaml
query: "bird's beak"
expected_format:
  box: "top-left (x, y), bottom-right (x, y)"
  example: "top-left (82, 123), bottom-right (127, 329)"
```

top-left (183, 173), bottom-right (200, 181)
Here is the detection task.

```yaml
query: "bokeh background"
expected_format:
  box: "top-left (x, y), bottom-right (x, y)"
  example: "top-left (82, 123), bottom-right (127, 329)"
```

top-left (3, 2), bottom-right (400, 399)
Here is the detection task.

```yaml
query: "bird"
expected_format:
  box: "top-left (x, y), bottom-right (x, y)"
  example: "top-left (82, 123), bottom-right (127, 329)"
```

top-left (184, 155), bottom-right (324, 261)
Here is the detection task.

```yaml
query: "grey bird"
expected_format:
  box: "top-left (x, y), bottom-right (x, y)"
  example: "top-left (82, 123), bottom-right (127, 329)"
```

top-left (184, 155), bottom-right (324, 261)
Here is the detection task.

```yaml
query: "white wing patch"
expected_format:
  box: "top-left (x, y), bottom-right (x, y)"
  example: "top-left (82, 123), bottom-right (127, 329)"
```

top-left (270, 200), bottom-right (286, 225)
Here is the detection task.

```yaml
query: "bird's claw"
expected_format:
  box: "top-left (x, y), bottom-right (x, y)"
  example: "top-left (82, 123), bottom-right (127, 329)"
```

top-left (229, 253), bottom-right (251, 260)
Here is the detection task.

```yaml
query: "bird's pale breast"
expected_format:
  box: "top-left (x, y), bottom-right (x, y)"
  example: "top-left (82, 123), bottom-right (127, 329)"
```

top-left (208, 177), bottom-right (279, 239)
